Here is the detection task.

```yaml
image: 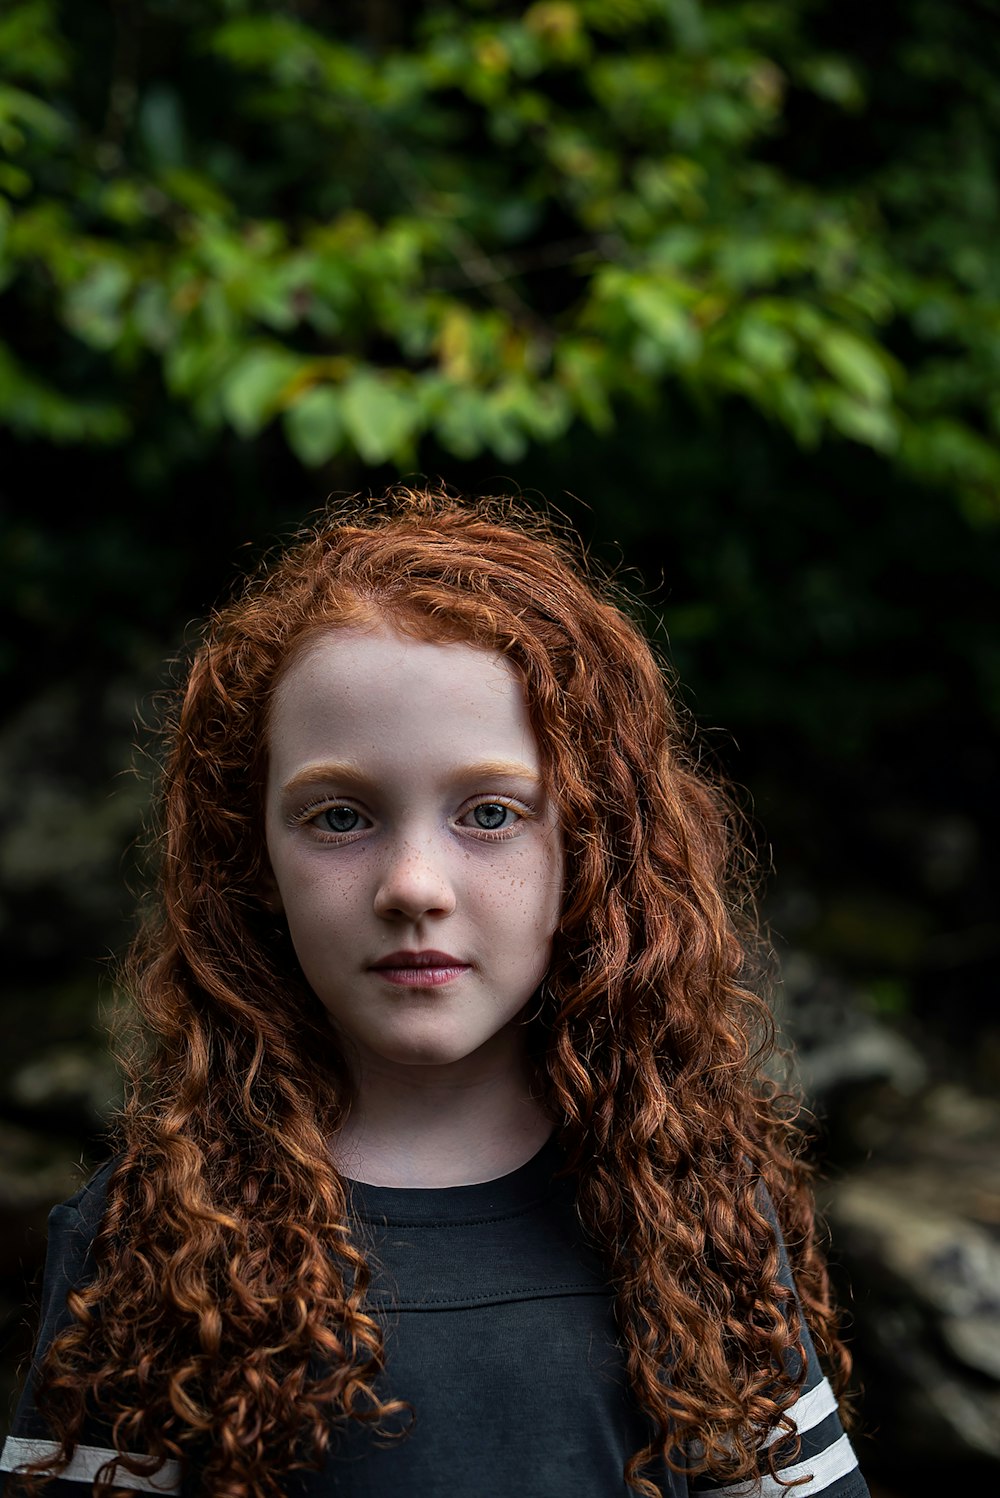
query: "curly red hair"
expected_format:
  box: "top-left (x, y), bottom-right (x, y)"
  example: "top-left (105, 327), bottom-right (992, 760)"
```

top-left (16, 487), bottom-right (850, 1497)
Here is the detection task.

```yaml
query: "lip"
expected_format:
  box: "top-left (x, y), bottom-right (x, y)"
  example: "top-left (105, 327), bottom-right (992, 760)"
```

top-left (369, 949), bottom-right (471, 988)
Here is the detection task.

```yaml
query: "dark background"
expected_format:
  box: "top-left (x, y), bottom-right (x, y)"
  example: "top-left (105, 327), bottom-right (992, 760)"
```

top-left (2, 2), bottom-right (999, 1492)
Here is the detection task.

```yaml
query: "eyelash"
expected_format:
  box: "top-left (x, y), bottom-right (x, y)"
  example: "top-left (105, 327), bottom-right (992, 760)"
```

top-left (290, 796), bottom-right (530, 842)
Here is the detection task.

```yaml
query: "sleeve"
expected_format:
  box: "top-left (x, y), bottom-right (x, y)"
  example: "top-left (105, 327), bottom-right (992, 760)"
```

top-left (688, 1196), bottom-right (870, 1498)
top-left (0, 1165), bottom-right (181, 1497)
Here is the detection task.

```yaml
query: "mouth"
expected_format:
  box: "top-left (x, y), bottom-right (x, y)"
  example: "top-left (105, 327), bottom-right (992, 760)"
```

top-left (369, 950), bottom-right (471, 988)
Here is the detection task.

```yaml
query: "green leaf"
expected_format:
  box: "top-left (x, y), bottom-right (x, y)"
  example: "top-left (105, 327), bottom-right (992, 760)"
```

top-left (769, 377), bottom-right (822, 447)
top-left (341, 371), bottom-right (418, 464)
top-left (824, 389), bottom-right (899, 452)
top-left (735, 314), bottom-right (796, 374)
top-left (429, 384), bottom-right (488, 460)
top-left (132, 282), bottom-right (176, 351)
top-left (0, 82), bottom-right (68, 146)
top-left (62, 260), bottom-right (132, 350)
top-left (798, 55), bottom-right (865, 111)
top-left (557, 339), bottom-right (614, 430)
top-left (495, 378), bottom-right (572, 443)
top-left (625, 279), bottom-right (702, 368)
top-left (220, 346), bottom-right (301, 437)
top-left (164, 336), bottom-right (232, 401)
top-left (815, 326), bottom-right (893, 405)
top-left (0, 162), bottom-right (31, 197)
top-left (0, 2), bottom-right (69, 90)
top-left (158, 167), bottom-right (232, 219)
top-left (284, 384), bottom-right (344, 467)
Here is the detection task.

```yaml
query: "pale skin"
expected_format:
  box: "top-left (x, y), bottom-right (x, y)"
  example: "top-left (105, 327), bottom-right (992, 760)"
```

top-left (264, 624), bottom-right (563, 1188)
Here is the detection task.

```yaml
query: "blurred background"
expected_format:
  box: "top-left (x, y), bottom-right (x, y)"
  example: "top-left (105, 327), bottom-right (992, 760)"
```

top-left (1, 2), bottom-right (998, 1492)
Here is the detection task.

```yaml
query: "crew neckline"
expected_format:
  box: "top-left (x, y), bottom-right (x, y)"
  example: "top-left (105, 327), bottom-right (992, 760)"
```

top-left (344, 1129), bottom-right (566, 1223)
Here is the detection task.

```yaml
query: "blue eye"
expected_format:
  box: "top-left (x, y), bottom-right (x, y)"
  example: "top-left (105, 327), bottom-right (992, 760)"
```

top-left (318, 805), bottom-right (363, 833)
top-left (470, 802), bottom-right (515, 830)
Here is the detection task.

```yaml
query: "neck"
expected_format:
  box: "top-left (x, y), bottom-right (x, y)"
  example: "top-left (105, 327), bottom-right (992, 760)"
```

top-left (330, 1044), bottom-right (553, 1188)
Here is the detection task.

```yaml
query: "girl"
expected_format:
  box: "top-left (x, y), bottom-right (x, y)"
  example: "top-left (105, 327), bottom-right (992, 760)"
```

top-left (1, 488), bottom-right (868, 1498)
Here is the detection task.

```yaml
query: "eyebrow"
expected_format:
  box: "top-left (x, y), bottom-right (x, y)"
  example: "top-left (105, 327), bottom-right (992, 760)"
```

top-left (280, 760), bottom-right (544, 797)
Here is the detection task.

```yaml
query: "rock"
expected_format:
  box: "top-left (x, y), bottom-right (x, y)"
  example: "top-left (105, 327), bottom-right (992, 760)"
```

top-left (795, 1024), bottom-right (928, 1102)
top-left (774, 950), bottom-right (929, 1107)
top-left (944, 1317), bottom-right (1000, 1383)
top-left (823, 1085), bottom-right (1000, 1472)
top-left (6, 1044), bottom-right (123, 1128)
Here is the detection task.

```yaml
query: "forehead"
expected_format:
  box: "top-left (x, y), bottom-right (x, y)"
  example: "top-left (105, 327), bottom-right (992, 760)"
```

top-left (268, 624), bottom-right (541, 765)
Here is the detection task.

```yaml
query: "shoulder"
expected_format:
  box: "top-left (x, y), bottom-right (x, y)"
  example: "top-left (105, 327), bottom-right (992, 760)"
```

top-left (52, 1155), bottom-right (118, 1225)
top-left (0, 1159), bottom-right (142, 1497)
top-left (713, 1179), bottom-right (871, 1498)
top-left (34, 1156), bottom-right (120, 1315)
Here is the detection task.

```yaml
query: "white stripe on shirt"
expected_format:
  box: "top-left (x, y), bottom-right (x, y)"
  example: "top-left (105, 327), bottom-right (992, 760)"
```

top-left (0, 1435), bottom-right (181, 1494)
top-left (763, 1376), bottom-right (839, 1446)
top-left (710, 1432), bottom-right (859, 1497)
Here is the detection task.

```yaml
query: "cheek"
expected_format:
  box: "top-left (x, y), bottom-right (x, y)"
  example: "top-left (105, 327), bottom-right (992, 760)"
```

top-left (274, 859), bottom-right (368, 932)
top-left (491, 844), bottom-right (563, 942)
top-left (530, 832), bottom-right (564, 928)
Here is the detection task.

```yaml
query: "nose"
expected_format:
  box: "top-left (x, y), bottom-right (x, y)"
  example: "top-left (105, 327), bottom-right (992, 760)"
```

top-left (373, 835), bottom-right (457, 922)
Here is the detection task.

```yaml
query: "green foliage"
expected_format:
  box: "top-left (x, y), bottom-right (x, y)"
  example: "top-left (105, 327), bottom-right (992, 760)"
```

top-left (1, 0), bottom-right (998, 1096)
top-left (1, 0), bottom-right (998, 515)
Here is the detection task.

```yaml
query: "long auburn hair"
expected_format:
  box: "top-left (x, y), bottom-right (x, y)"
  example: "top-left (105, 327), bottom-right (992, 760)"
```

top-left (17, 487), bottom-right (850, 1497)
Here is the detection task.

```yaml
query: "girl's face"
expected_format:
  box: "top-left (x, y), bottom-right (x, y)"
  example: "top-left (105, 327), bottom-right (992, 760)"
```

top-left (264, 624), bottom-right (563, 1084)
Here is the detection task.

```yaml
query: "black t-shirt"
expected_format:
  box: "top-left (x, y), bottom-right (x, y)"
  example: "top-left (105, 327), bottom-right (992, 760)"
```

top-left (1, 1135), bottom-right (868, 1497)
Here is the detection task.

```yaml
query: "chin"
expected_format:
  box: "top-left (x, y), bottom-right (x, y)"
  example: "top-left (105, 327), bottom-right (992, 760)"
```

top-left (382, 1040), bottom-right (476, 1068)
top-left (371, 1023), bottom-right (494, 1069)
